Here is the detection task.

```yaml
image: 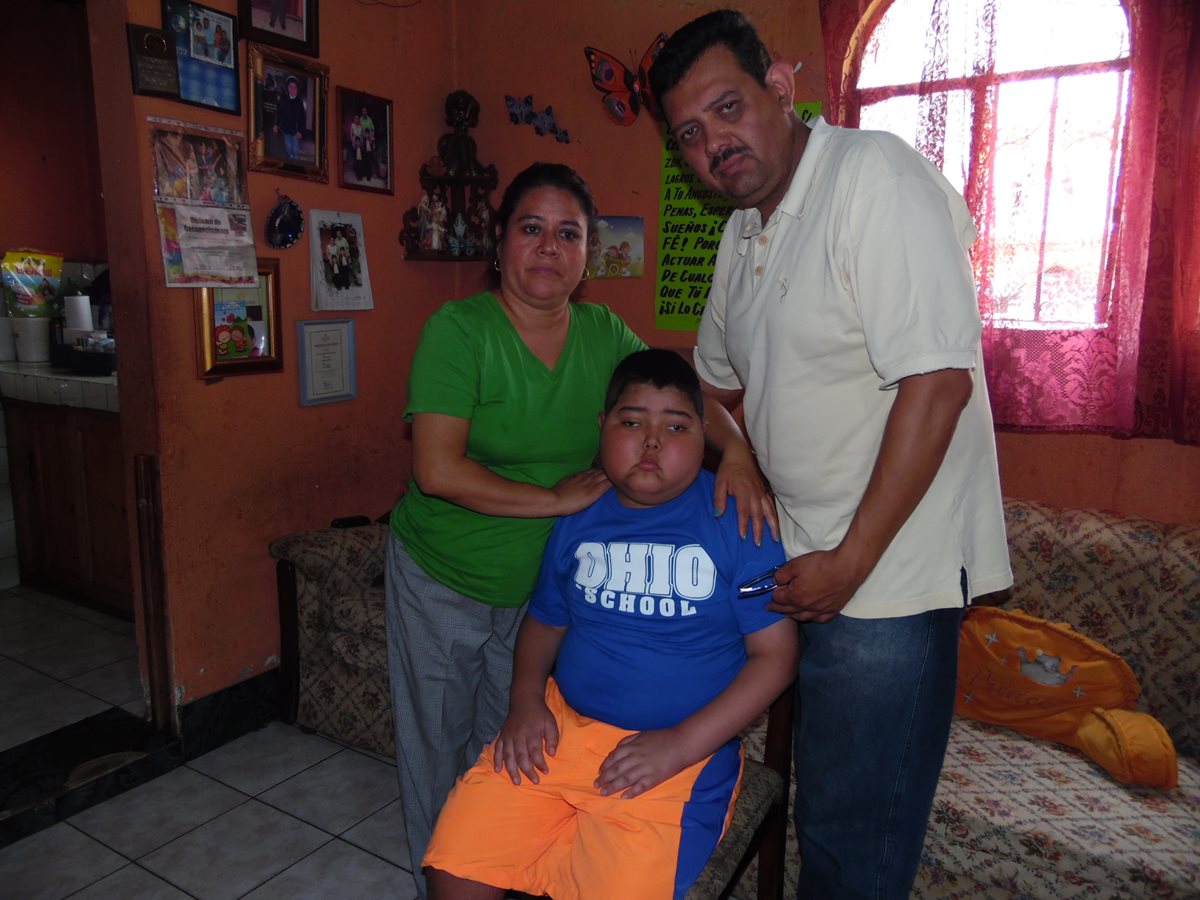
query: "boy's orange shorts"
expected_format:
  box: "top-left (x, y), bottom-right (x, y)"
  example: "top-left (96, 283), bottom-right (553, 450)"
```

top-left (423, 679), bottom-right (743, 900)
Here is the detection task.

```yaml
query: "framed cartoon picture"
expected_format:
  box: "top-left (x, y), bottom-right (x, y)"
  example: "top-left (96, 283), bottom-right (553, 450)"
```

top-left (195, 257), bottom-right (283, 377)
top-left (247, 43), bottom-right (328, 181)
top-left (239, 0), bottom-right (318, 57)
top-left (161, 0), bottom-right (240, 114)
top-left (336, 87), bottom-right (393, 195)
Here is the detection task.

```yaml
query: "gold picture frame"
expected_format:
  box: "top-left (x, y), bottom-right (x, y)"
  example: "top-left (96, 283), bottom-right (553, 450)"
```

top-left (195, 257), bottom-right (283, 377)
top-left (247, 43), bottom-right (328, 181)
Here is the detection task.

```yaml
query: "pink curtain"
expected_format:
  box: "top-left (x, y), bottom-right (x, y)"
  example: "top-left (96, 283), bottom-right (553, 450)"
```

top-left (819, 0), bottom-right (1198, 441)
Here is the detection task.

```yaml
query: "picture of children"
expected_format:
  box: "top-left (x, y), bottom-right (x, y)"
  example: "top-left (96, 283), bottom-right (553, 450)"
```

top-left (338, 88), bottom-right (391, 193)
top-left (319, 222), bottom-right (361, 291)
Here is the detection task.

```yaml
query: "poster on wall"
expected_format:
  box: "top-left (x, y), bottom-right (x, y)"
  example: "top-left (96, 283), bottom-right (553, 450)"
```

top-left (309, 209), bottom-right (374, 311)
top-left (654, 102), bottom-right (822, 331)
top-left (150, 116), bottom-right (257, 287)
top-left (587, 216), bottom-right (644, 280)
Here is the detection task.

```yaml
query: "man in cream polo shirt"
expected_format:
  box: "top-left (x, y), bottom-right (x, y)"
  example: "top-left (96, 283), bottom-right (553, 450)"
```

top-left (651, 10), bottom-right (1013, 899)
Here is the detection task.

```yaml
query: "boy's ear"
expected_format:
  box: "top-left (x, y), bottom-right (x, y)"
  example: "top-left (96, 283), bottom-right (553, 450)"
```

top-left (597, 411), bottom-right (606, 427)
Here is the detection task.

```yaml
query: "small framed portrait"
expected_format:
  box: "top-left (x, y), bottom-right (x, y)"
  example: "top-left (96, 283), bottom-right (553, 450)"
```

top-left (239, 0), bottom-right (318, 58)
top-left (161, 0), bottom-right (240, 114)
top-left (336, 87), bottom-right (393, 195)
top-left (247, 44), bottom-right (328, 182)
top-left (195, 257), bottom-right (283, 377)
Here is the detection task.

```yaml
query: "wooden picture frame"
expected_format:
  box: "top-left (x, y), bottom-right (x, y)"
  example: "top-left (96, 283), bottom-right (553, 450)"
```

top-left (239, 0), bottom-right (318, 58)
top-left (195, 258), bottom-right (283, 377)
top-left (336, 87), bottom-right (393, 195)
top-left (161, 0), bottom-right (240, 114)
top-left (247, 43), bottom-right (328, 182)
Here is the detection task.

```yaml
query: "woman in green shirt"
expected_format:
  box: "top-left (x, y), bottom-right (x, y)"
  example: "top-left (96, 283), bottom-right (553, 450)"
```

top-left (386, 163), bottom-right (775, 895)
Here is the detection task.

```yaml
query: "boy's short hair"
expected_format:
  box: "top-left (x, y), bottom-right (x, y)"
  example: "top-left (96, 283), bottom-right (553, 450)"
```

top-left (604, 349), bottom-right (704, 418)
top-left (648, 9), bottom-right (772, 106)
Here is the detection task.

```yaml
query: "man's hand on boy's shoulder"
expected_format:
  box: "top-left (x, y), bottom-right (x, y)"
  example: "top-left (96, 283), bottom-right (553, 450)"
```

top-left (493, 697), bottom-right (559, 786)
top-left (594, 728), bottom-right (689, 799)
top-left (712, 447), bottom-right (780, 547)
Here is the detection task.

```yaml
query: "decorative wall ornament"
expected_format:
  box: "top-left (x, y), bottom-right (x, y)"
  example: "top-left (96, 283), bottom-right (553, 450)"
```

top-left (400, 91), bottom-right (498, 262)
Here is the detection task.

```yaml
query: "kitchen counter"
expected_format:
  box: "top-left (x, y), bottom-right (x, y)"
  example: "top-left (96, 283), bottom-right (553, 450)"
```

top-left (0, 361), bottom-right (119, 412)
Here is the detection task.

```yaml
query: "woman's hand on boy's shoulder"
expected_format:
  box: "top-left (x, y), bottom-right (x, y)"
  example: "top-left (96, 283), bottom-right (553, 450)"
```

top-left (594, 728), bottom-right (689, 800)
top-left (493, 698), bottom-right (559, 785)
top-left (550, 467), bottom-right (612, 516)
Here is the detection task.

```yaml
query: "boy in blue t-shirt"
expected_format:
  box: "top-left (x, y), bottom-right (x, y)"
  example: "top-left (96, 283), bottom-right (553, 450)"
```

top-left (423, 349), bottom-right (798, 900)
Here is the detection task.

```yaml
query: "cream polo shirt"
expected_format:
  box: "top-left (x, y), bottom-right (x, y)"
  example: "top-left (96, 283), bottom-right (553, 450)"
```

top-left (695, 117), bottom-right (1012, 618)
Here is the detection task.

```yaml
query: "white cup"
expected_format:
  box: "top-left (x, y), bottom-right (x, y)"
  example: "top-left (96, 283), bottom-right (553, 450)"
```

top-left (12, 316), bottom-right (51, 363)
top-left (64, 294), bottom-right (94, 331)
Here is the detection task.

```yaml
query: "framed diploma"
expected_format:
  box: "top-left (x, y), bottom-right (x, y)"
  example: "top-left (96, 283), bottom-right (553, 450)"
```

top-left (296, 318), bottom-right (356, 406)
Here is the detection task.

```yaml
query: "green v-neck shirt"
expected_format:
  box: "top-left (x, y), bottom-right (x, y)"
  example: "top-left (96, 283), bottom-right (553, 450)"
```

top-left (390, 291), bottom-right (645, 607)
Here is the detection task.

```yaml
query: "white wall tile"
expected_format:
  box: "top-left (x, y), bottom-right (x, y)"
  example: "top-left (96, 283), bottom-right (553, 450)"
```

top-left (81, 381), bottom-right (108, 411)
top-left (0, 554), bottom-right (19, 590)
top-left (57, 379), bottom-right (83, 408)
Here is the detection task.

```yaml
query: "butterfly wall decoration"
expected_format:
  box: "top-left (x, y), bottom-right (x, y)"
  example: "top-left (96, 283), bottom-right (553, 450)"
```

top-left (504, 94), bottom-right (570, 144)
top-left (583, 32), bottom-right (668, 127)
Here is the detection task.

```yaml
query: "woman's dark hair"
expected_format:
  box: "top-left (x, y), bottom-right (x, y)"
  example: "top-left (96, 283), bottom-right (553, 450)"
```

top-left (648, 9), bottom-right (772, 113)
top-left (604, 349), bottom-right (704, 419)
top-left (487, 162), bottom-right (598, 288)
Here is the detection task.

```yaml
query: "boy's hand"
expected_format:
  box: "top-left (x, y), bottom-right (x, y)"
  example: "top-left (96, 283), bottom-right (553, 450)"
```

top-left (595, 729), bottom-right (688, 799)
top-left (550, 467), bottom-right (612, 516)
top-left (493, 698), bottom-right (559, 785)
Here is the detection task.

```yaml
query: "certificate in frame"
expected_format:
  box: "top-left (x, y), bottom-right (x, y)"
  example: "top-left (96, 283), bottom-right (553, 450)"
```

top-left (296, 318), bottom-right (356, 405)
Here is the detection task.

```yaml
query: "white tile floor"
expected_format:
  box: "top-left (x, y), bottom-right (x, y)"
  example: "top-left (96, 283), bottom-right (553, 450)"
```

top-left (0, 722), bottom-right (421, 899)
top-left (0, 586), bottom-right (422, 898)
top-left (0, 586), bottom-right (140, 754)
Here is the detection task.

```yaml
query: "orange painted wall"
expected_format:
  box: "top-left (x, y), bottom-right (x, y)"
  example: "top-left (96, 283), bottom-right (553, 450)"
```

top-left (71, 0), bottom-right (1197, 712)
top-left (452, 0), bottom-right (828, 350)
top-left (1, 2), bottom-right (106, 261)
top-left (86, 0), bottom-right (462, 703)
top-left (996, 432), bottom-right (1200, 524)
top-left (78, 0), bottom-right (831, 706)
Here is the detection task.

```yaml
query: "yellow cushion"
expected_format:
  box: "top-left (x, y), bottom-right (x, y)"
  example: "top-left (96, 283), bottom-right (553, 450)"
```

top-left (1076, 708), bottom-right (1178, 789)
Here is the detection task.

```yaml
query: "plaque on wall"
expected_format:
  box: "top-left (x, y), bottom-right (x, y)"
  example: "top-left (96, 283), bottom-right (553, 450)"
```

top-left (127, 23), bottom-right (181, 100)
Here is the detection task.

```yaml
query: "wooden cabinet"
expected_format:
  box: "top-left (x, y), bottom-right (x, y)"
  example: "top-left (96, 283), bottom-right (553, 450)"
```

top-left (5, 400), bottom-right (133, 615)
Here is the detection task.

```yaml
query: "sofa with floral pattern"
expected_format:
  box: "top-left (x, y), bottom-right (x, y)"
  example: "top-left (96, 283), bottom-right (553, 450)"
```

top-left (272, 498), bottom-right (1200, 899)
top-left (912, 498), bottom-right (1199, 899)
top-left (736, 498), bottom-right (1200, 899)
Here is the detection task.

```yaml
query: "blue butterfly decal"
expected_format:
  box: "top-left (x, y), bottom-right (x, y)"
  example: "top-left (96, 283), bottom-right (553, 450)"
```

top-left (504, 94), bottom-right (570, 144)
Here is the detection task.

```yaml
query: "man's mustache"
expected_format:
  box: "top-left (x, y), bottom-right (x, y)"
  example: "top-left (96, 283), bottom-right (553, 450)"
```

top-left (710, 147), bottom-right (749, 173)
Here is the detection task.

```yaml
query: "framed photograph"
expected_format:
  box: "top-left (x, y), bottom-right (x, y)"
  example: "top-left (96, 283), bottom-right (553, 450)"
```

top-left (161, 0), bottom-right (240, 114)
top-left (195, 258), bottom-right (283, 377)
top-left (247, 43), bottom-right (328, 181)
top-left (337, 87), bottom-right (393, 194)
top-left (239, 0), bottom-right (318, 58)
top-left (297, 318), bottom-right (356, 406)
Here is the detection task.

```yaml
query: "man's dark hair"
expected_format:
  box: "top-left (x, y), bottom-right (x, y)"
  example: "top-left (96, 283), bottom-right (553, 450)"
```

top-left (604, 349), bottom-right (704, 418)
top-left (648, 9), bottom-right (772, 109)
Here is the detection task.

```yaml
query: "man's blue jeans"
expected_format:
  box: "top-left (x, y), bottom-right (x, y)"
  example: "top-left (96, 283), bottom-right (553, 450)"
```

top-left (284, 132), bottom-right (301, 160)
top-left (794, 605), bottom-right (963, 899)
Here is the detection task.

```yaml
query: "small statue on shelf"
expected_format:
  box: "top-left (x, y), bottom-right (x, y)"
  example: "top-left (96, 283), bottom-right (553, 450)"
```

top-left (400, 90), bottom-right (497, 261)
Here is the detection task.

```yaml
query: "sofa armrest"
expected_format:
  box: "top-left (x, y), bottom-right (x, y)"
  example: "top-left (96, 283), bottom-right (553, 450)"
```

top-left (270, 523), bottom-right (388, 724)
top-left (269, 523), bottom-right (388, 597)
